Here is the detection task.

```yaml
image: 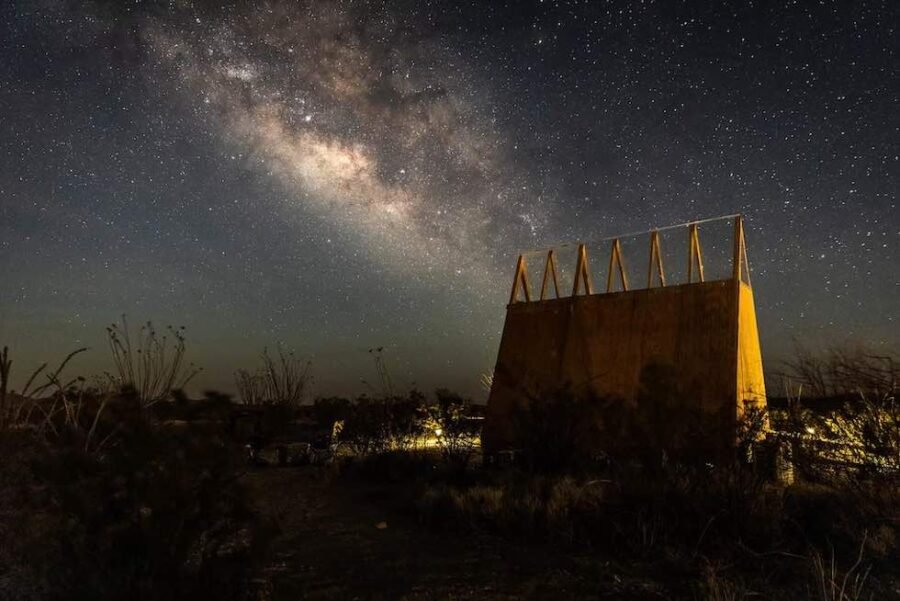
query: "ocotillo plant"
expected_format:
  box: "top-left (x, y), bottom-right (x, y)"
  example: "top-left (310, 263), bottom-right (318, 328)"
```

top-left (234, 345), bottom-right (312, 406)
top-left (106, 315), bottom-right (201, 407)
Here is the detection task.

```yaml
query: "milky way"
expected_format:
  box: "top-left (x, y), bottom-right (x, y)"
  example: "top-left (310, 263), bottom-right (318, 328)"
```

top-left (144, 3), bottom-right (540, 291)
top-left (0, 1), bottom-right (896, 397)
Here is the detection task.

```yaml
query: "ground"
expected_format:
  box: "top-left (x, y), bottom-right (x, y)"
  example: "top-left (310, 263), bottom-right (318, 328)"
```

top-left (244, 467), bottom-right (677, 600)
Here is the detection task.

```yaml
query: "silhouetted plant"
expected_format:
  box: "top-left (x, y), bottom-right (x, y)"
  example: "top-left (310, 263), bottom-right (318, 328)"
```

top-left (426, 389), bottom-right (479, 467)
top-left (0, 398), bottom-right (267, 600)
top-left (340, 395), bottom-right (391, 456)
top-left (0, 347), bottom-right (113, 452)
top-left (233, 368), bottom-right (268, 406)
top-left (333, 392), bottom-right (432, 455)
top-left (839, 393), bottom-right (897, 475)
top-left (777, 344), bottom-right (897, 400)
top-left (261, 345), bottom-right (311, 406)
top-left (365, 347), bottom-right (394, 397)
top-left (388, 391), bottom-right (427, 451)
top-left (235, 345), bottom-right (311, 407)
top-left (105, 315), bottom-right (201, 407)
top-left (810, 536), bottom-right (872, 601)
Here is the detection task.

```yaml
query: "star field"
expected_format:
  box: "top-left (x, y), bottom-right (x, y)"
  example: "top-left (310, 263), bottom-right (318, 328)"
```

top-left (0, 1), bottom-right (896, 398)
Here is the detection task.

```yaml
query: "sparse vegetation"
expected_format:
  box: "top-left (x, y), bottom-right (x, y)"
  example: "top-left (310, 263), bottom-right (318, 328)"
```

top-left (105, 315), bottom-right (201, 407)
top-left (234, 345), bottom-right (312, 407)
top-left (409, 349), bottom-right (900, 599)
top-left (2, 331), bottom-right (897, 599)
top-left (0, 331), bottom-right (268, 601)
top-left (332, 390), bottom-right (479, 457)
top-left (425, 389), bottom-right (481, 467)
top-left (776, 344), bottom-right (897, 400)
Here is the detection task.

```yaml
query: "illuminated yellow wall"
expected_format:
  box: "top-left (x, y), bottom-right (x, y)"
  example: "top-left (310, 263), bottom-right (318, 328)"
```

top-left (483, 279), bottom-right (766, 453)
top-left (736, 283), bottom-right (766, 412)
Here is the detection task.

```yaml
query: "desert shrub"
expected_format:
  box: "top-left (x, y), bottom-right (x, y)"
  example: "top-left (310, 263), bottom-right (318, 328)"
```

top-left (809, 540), bottom-right (872, 601)
top-left (776, 344), bottom-right (897, 400)
top-left (783, 481), bottom-right (900, 566)
top-left (425, 390), bottom-right (480, 467)
top-left (345, 449), bottom-right (437, 484)
top-left (336, 391), bottom-right (431, 456)
top-left (417, 473), bottom-right (608, 544)
top-left (804, 393), bottom-right (900, 479)
top-left (388, 391), bottom-right (427, 451)
top-left (340, 395), bottom-right (392, 455)
top-left (616, 462), bottom-right (784, 556)
top-left (105, 316), bottom-right (201, 407)
top-left (234, 345), bottom-right (312, 407)
top-left (776, 354), bottom-right (900, 564)
top-left (0, 396), bottom-right (268, 600)
top-left (418, 443), bottom-right (785, 551)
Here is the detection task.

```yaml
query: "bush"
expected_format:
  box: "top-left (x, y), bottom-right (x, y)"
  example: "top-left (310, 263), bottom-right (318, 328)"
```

top-left (333, 390), bottom-right (463, 456)
top-left (0, 396), bottom-right (268, 600)
top-left (417, 473), bottom-right (614, 545)
top-left (340, 396), bottom-right (393, 456)
top-left (426, 390), bottom-right (480, 468)
top-left (234, 345), bottom-right (312, 407)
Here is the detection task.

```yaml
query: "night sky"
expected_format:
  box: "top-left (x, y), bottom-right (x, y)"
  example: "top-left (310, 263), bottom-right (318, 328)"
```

top-left (1, 1), bottom-right (896, 399)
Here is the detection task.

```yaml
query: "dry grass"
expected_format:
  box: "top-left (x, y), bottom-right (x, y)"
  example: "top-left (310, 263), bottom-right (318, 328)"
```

top-left (810, 536), bottom-right (872, 601)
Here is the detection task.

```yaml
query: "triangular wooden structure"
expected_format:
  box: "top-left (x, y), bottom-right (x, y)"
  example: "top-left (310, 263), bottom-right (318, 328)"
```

top-left (687, 223), bottom-right (705, 283)
top-left (647, 230), bottom-right (666, 288)
top-left (732, 216), bottom-right (751, 285)
top-left (540, 250), bottom-right (561, 300)
top-left (572, 244), bottom-right (593, 296)
top-left (486, 214), bottom-right (768, 458)
top-left (508, 255), bottom-right (531, 304)
top-left (606, 239), bottom-right (628, 292)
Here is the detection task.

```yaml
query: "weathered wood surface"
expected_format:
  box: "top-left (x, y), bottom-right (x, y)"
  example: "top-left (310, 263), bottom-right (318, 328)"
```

top-left (483, 280), bottom-right (766, 453)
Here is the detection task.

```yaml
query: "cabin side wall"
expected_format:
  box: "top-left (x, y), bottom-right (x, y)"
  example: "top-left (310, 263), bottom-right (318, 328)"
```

top-left (483, 280), bottom-right (762, 453)
top-left (736, 282), bottom-right (767, 413)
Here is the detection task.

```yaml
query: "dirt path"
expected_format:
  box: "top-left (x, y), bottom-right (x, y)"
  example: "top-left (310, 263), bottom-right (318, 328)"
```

top-left (244, 467), bottom-right (670, 600)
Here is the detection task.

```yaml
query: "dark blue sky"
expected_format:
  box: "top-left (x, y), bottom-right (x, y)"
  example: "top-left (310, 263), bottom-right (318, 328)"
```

top-left (1, 0), bottom-right (896, 399)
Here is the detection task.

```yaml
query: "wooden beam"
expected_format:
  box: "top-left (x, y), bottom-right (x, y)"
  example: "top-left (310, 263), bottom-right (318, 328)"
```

top-left (509, 255), bottom-right (531, 304)
top-left (572, 244), bottom-right (593, 296)
top-left (540, 250), bottom-right (561, 300)
top-left (742, 225), bottom-right (751, 287)
top-left (732, 215), bottom-right (752, 287)
top-left (732, 215), bottom-right (743, 283)
top-left (647, 230), bottom-right (666, 288)
top-left (688, 223), bottom-right (705, 283)
top-left (606, 238), bottom-right (628, 292)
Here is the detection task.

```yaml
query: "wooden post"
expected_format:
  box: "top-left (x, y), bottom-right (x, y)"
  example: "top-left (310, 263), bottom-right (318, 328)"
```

top-left (540, 250), bottom-right (561, 300)
top-left (606, 239), bottom-right (628, 293)
top-left (572, 244), bottom-right (593, 296)
top-left (732, 215), bottom-right (751, 286)
top-left (647, 230), bottom-right (666, 288)
top-left (509, 255), bottom-right (531, 304)
top-left (687, 223), bottom-right (705, 283)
